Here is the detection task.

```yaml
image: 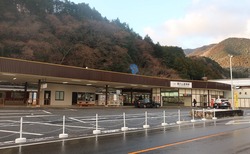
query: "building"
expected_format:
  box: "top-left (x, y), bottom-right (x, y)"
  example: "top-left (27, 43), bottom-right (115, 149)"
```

top-left (0, 57), bottom-right (230, 107)
top-left (210, 79), bottom-right (250, 108)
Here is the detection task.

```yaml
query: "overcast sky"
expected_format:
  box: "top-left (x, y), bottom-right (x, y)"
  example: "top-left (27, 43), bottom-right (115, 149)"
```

top-left (71, 0), bottom-right (250, 49)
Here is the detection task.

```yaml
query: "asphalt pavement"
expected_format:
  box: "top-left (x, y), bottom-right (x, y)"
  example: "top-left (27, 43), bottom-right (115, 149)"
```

top-left (0, 106), bottom-right (250, 154)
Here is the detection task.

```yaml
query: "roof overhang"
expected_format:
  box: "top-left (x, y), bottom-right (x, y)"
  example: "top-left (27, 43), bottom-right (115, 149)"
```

top-left (0, 57), bottom-right (231, 90)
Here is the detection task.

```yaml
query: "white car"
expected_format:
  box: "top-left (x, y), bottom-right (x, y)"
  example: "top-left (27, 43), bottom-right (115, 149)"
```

top-left (213, 98), bottom-right (231, 109)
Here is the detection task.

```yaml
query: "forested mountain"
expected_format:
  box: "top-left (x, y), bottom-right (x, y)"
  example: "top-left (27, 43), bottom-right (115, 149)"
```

top-left (186, 38), bottom-right (250, 77)
top-left (0, 0), bottom-right (242, 80)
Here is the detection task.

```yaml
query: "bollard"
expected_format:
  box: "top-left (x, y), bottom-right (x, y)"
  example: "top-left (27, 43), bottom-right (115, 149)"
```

top-left (176, 109), bottom-right (182, 124)
top-left (121, 112), bottom-right (129, 131)
top-left (212, 108), bottom-right (217, 120)
top-left (161, 110), bottom-right (168, 126)
top-left (191, 109), bottom-right (196, 122)
top-left (59, 115), bottom-right (68, 138)
top-left (93, 114), bottom-right (101, 134)
top-left (143, 111), bottom-right (150, 128)
top-left (202, 108), bottom-right (206, 121)
top-left (15, 117), bottom-right (27, 143)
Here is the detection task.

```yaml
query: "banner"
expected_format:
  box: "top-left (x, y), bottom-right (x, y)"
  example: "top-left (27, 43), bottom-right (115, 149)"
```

top-left (234, 92), bottom-right (238, 108)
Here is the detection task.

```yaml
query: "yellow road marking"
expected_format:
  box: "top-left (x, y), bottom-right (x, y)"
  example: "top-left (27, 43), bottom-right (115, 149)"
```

top-left (128, 131), bottom-right (229, 154)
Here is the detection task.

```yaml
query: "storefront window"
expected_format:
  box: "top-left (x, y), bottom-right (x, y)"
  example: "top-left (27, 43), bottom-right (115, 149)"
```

top-left (122, 90), bottom-right (151, 105)
top-left (77, 92), bottom-right (95, 101)
top-left (55, 91), bottom-right (64, 101)
top-left (161, 89), bottom-right (180, 106)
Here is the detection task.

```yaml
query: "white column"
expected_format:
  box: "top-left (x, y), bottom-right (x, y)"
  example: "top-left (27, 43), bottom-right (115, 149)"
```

top-left (161, 110), bottom-right (168, 126)
top-left (93, 114), bottom-right (101, 134)
top-left (121, 112), bottom-right (129, 131)
top-left (59, 115), bottom-right (68, 138)
top-left (176, 109), bottom-right (182, 124)
top-left (15, 117), bottom-right (27, 143)
top-left (143, 111), bottom-right (150, 128)
top-left (191, 109), bottom-right (196, 122)
top-left (229, 55), bottom-right (234, 110)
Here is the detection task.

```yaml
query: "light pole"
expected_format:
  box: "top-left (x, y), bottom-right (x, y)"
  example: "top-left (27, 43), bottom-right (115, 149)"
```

top-left (229, 55), bottom-right (234, 110)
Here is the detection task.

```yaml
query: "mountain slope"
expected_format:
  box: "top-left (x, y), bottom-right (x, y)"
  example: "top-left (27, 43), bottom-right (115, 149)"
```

top-left (0, 0), bottom-right (239, 80)
top-left (187, 38), bottom-right (250, 76)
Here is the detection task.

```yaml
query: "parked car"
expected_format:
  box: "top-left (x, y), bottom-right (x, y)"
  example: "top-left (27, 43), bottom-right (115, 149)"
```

top-left (213, 98), bottom-right (231, 109)
top-left (134, 98), bottom-right (161, 108)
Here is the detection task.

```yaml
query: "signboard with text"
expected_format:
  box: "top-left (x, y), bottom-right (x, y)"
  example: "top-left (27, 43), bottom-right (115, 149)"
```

top-left (170, 81), bottom-right (192, 88)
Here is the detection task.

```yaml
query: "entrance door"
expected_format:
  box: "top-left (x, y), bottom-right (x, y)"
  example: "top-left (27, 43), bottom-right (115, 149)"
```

top-left (44, 91), bottom-right (51, 105)
top-left (200, 95), bottom-right (208, 107)
top-left (72, 92), bottom-right (78, 105)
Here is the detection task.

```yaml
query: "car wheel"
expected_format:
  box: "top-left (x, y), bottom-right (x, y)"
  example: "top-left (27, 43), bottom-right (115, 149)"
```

top-left (144, 104), bottom-right (147, 108)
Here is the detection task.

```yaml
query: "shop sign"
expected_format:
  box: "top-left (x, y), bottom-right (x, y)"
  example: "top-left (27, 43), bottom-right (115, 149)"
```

top-left (170, 81), bottom-right (192, 88)
top-left (41, 83), bottom-right (47, 89)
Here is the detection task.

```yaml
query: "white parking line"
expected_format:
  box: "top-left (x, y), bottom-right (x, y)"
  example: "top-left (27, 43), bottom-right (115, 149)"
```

top-left (42, 110), bottom-right (52, 114)
top-left (69, 117), bottom-right (87, 123)
top-left (0, 130), bottom-right (43, 136)
top-left (25, 121), bottom-right (95, 129)
top-left (25, 115), bottom-right (55, 118)
top-left (0, 113), bottom-right (28, 116)
top-left (0, 116), bottom-right (27, 118)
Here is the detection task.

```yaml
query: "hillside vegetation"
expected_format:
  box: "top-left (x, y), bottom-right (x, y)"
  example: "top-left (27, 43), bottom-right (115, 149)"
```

top-left (0, 0), bottom-right (241, 80)
top-left (187, 38), bottom-right (250, 77)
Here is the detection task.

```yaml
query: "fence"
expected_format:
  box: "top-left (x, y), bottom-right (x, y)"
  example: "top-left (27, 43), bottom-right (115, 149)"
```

top-left (0, 110), bottom-right (217, 146)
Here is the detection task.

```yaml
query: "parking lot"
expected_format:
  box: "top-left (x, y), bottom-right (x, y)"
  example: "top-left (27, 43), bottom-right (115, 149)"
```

top-left (0, 107), bottom-right (195, 146)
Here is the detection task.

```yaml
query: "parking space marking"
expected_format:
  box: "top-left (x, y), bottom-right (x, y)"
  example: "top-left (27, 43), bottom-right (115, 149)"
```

top-left (25, 115), bottom-right (55, 118)
top-left (0, 130), bottom-right (43, 136)
top-left (25, 121), bottom-right (95, 129)
top-left (69, 117), bottom-right (87, 123)
top-left (0, 113), bottom-right (28, 116)
top-left (42, 110), bottom-right (52, 114)
top-left (0, 110), bottom-right (53, 119)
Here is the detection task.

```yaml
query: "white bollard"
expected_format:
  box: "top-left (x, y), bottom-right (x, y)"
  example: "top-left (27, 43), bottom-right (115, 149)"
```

top-left (93, 114), bottom-right (101, 134)
top-left (161, 110), bottom-right (168, 126)
top-left (143, 111), bottom-right (150, 129)
top-left (121, 112), bottom-right (129, 131)
top-left (202, 108), bottom-right (207, 121)
top-left (191, 109), bottom-right (196, 122)
top-left (176, 109), bottom-right (182, 124)
top-left (212, 108), bottom-right (217, 120)
top-left (15, 117), bottom-right (27, 143)
top-left (59, 115), bottom-right (68, 138)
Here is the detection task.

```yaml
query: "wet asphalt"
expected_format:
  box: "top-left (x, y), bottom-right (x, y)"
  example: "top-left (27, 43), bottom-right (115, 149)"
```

top-left (0, 106), bottom-right (250, 154)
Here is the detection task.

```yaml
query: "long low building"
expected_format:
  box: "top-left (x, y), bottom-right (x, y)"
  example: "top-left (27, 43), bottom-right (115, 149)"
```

top-left (210, 79), bottom-right (250, 108)
top-left (0, 57), bottom-right (231, 107)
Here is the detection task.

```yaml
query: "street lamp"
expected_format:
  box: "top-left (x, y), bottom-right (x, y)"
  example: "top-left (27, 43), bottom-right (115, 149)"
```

top-left (229, 55), bottom-right (234, 110)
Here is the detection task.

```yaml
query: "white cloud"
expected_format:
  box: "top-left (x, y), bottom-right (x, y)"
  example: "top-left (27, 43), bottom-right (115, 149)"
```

top-left (143, 27), bottom-right (155, 36)
top-left (146, 0), bottom-right (250, 48)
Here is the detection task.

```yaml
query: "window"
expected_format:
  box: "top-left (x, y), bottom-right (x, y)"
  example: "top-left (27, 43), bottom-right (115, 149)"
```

top-left (77, 92), bottom-right (95, 101)
top-left (55, 91), bottom-right (64, 101)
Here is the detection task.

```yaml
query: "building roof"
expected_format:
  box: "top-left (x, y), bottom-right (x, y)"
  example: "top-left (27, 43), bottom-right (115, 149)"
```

top-left (0, 57), bottom-right (230, 90)
top-left (210, 78), bottom-right (250, 87)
